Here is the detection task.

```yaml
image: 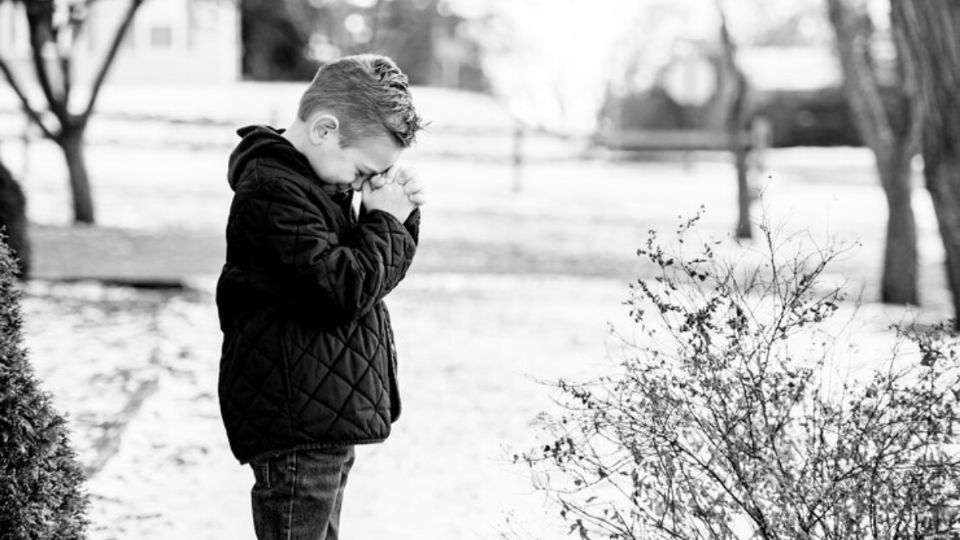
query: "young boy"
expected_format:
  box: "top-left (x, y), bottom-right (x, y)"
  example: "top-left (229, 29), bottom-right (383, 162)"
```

top-left (216, 54), bottom-right (425, 540)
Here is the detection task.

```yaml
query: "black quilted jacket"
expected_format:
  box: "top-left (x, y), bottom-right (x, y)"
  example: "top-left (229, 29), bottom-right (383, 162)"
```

top-left (216, 125), bottom-right (419, 464)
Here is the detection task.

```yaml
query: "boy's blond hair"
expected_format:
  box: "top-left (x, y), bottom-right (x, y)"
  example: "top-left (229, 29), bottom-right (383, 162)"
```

top-left (297, 54), bottom-right (423, 147)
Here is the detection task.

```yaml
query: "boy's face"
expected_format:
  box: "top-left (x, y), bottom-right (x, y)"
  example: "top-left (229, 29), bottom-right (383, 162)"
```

top-left (305, 116), bottom-right (402, 190)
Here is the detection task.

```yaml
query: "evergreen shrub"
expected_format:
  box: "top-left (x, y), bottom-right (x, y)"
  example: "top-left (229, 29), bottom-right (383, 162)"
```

top-left (0, 240), bottom-right (87, 539)
top-left (0, 160), bottom-right (29, 279)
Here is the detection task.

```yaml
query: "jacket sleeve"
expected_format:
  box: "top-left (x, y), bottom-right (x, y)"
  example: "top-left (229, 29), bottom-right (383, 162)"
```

top-left (402, 207), bottom-right (421, 245)
top-left (232, 178), bottom-right (418, 324)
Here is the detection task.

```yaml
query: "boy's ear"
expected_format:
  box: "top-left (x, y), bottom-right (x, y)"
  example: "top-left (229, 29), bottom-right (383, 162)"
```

top-left (308, 114), bottom-right (340, 144)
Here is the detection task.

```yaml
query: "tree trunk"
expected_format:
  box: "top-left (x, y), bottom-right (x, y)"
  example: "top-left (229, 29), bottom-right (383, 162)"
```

top-left (926, 161), bottom-right (960, 323)
top-left (878, 153), bottom-right (918, 304)
top-left (60, 128), bottom-right (95, 224)
top-left (892, 1), bottom-right (960, 327)
top-left (0, 158), bottom-right (30, 278)
top-left (734, 141), bottom-right (752, 239)
top-left (827, 0), bottom-right (920, 305)
top-left (716, 2), bottom-right (752, 239)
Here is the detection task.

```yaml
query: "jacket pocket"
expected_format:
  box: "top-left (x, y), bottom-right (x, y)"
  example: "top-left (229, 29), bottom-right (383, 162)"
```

top-left (251, 457), bottom-right (271, 490)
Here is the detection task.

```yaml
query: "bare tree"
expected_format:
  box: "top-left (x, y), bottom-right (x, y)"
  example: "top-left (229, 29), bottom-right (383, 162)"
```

top-left (891, 1), bottom-right (960, 329)
top-left (826, 0), bottom-right (921, 305)
top-left (715, 0), bottom-right (752, 239)
top-left (0, 0), bottom-right (145, 224)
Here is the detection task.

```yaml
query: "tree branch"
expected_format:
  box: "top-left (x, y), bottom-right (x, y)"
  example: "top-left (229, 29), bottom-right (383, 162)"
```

top-left (82, 0), bottom-right (143, 122)
top-left (897, 1), bottom-right (960, 153)
top-left (68, 2), bottom-right (93, 54)
top-left (825, 0), bottom-right (895, 155)
top-left (715, 0), bottom-right (749, 133)
top-left (890, 5), bottom-right (925, 157)
top-left (24, 1), bottom-right (69, 120)
top-left (46, 8), bottom-right (69, 97)
top-left (0, 55), bottom-right (58, 140)
top-left (58, 45), bottom-right (72, 99)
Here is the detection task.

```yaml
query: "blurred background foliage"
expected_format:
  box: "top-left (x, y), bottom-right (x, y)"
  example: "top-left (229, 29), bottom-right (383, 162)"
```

top-left (240, 0), bottom-right (492, 93)
top-left (235, 0), bottom-right (888, 146)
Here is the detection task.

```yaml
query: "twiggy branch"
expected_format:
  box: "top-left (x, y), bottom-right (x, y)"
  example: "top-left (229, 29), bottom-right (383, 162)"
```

top-left (58, 33), bottom-right (72, 98)
top-left (0, 55), bottom-right (58, 139)
top-left (24, 1), bottom-right (69, 120)
top-left (83, 0), bottom-right (143, 121)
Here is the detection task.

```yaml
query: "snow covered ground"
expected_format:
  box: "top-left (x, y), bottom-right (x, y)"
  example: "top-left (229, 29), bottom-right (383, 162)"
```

top-left (23, 274), bottom-right (627, 539)
top-left (2, 83), bottom-right (955, 539)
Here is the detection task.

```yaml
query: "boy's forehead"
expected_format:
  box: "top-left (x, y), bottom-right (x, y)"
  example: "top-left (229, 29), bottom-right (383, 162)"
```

top-left (352, 135), bottom-right (403, 172)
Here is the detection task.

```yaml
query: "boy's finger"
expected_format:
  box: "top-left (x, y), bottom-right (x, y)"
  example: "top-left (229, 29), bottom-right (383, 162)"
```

top-left (382, 167), bottom-right (399, 184)
top-left (368, 175), bottom-right (387, 189)
top-left (402, 180), bottom-right (422, 195)
top-left (408, 191), bottom-right (427, 206)
top-left (361, 180), bottom-right (374, 197)
top-left (396, 167), bottom-right (417, 185)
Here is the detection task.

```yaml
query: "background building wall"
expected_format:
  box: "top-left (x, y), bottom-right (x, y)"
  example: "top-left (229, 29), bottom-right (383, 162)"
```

top-left (0, 0), bottom-right (240, 87)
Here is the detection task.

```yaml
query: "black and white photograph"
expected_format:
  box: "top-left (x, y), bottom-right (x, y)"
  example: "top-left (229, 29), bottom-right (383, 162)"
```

top-left (1, 0), bottom-right (959, 538)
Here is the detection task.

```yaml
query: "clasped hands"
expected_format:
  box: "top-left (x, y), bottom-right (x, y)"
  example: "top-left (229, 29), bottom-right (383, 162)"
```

top-left (361, 165), bottom-right (426, 222)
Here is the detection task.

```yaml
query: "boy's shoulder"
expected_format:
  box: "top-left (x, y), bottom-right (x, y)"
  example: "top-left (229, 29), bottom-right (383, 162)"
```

top-left (249, 153), bottom-right (311, 185)
top-left (235, 155), bottom-right (317, 199)
top-left (233, 158), bottom-right (352, 223)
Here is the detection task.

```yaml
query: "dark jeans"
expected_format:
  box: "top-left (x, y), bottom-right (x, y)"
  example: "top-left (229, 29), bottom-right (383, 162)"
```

top-left (250, 446), bottom-right (356, 540)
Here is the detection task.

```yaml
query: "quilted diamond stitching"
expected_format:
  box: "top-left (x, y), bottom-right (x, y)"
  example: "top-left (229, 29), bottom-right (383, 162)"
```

top-left (219, 152), bottom-right (417, 461)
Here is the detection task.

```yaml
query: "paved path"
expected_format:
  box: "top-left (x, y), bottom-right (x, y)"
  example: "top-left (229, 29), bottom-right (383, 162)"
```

top-left (31, 225), bottom-right (224, 285)
top-left (29, 222), bottom-right (649, 288)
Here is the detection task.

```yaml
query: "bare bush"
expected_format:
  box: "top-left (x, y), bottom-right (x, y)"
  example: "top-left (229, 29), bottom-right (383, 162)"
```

top-left (520, 211), bottom-right (960, 539)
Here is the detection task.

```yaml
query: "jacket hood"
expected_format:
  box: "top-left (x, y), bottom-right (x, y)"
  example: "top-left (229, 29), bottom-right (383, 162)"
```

top-left (227, 125), bottom-right (312, 191)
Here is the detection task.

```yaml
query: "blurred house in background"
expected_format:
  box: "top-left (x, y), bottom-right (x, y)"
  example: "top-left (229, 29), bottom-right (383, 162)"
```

top-left (596, 43), bottom-right (860, 149)
top-left (595, 40), bottom-right (908, 150)
top-left (740, 47), bottom-right (856, 148)
top-left (0, 0), bottom-right (240, 85)
top-left (743, 46), bottom-right (906, 148)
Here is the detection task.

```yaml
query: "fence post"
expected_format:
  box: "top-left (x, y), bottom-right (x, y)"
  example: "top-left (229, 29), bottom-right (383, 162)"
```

top-left (748, 116), bottom-right (772, 199)
top-left (512, 122), bottom-right (524, 193)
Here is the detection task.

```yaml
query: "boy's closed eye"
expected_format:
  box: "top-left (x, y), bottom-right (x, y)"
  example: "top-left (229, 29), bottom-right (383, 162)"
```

top-left (359, 167), bottom-right (393, 189)
top-left (355, 170), bottom-right (378, 186)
